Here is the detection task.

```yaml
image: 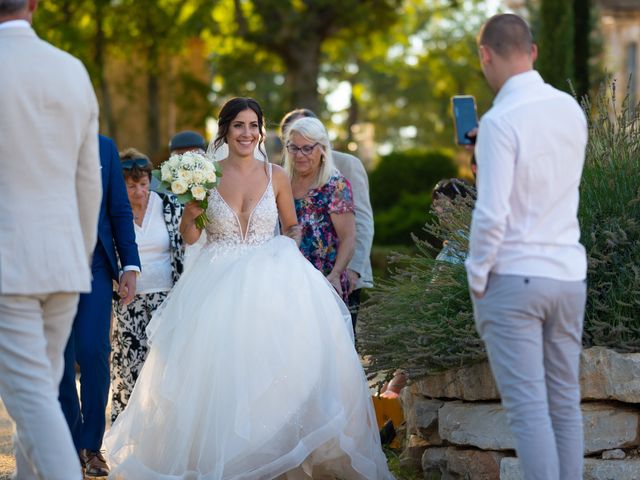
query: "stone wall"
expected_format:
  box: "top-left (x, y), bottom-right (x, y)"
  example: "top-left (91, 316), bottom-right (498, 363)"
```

top-left (399, 347), bottom-right (640, 479)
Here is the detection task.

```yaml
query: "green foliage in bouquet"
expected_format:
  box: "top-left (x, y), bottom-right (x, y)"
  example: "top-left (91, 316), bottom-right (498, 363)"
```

top-left (579, 81), bottom-right (640, 351)
top-left (359, 81), bottom-right (640, 382)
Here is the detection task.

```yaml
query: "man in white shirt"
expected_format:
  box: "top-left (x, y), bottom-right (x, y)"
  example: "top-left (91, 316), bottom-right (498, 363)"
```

top-left (466, 14), bottom-right (587, 480)
top-left (0, 0), bottom-right (102, 478)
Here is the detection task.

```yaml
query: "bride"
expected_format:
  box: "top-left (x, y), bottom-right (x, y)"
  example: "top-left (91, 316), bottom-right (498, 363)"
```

top-left (104, 97), bottom-right (393, 480)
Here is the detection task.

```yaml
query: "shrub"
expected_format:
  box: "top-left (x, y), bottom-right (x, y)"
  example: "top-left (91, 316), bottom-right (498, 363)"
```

top-left (359, 191), bottom-right (483, 381)
top-left (369, 149), bottom-right (457, 245)
top-left (373, 192), bottom-right (434, 246)
top-left (579, 82), bottom-right (640, 351)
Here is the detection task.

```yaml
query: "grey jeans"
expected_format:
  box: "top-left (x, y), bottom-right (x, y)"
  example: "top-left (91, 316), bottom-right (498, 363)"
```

top-left (473, 274), bottom-right (587, 480)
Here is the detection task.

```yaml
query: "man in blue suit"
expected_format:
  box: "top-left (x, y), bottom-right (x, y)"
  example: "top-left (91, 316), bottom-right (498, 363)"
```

top-left (59, 135), bottom-right (140, 477)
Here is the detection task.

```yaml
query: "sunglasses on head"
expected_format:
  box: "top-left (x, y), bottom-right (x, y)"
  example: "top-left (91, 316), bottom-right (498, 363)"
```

top-left (121, 158), bottom-right (150, 169)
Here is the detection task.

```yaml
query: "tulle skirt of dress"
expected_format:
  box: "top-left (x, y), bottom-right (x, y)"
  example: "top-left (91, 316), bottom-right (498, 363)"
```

top-left (104, 236), bottom-right (392, 480)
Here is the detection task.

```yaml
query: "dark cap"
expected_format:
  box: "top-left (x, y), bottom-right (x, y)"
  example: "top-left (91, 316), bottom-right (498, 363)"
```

top-left (169, 130), bottom-right (207, 152)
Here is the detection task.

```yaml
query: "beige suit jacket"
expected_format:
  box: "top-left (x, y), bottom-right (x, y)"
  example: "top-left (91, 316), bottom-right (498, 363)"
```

top-left (0, 26), bottom-right (102, 295)
top-left (333, 151), bottom-right (374, 289)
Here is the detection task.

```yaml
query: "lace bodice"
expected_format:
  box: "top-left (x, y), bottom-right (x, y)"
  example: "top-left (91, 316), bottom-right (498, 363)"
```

top-left (204, 163), bottom-right (278, 247)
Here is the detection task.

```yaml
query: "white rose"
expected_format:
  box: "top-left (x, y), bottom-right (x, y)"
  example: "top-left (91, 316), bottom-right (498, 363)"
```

top-left (191, 185), bottom-right (207, 201)
top-left (206, 170), bottom-right (217, 183)
top-left (191, 169), bottom-right (205, 184)
top-left (160, 164), bottom-right (173, 182)
top-left (177, 169), bottom-right (192, 183)
top-left (167, 155), bottom-right (181, 169)
top-left (171, 180), bottom-right (188, 195)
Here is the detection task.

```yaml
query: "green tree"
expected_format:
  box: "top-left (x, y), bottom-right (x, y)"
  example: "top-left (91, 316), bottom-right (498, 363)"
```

top-left (572, 0), bottom-right (592, 99)
top-left (109, 0), bottom-right (213, 155)
top-left (205, 0), bottom-right (404, 119)
top-left (536, 0), bottom-right (574, 92)
top-left (34, 0), bottom-right (213, 155)
top-left (322, 0), bottom-right (495, 149)
top-left (228, 0), bottom-right (403, 113)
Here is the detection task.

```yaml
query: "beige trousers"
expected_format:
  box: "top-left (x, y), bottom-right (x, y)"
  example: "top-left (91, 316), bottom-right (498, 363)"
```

top-left (473, 274), bottom-right (586, 480)
top-left (0, 293), bottom-right (83, 480)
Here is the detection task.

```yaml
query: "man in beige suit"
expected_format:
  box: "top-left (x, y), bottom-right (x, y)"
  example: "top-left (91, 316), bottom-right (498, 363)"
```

top-left (0, 1), bottom-right (102, 478)
top-left (280, 110), bottom-right (374, 331)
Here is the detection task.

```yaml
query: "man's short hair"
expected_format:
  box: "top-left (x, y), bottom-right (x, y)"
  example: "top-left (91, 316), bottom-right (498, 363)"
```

top-left (0, 0), bottom-right (27, 15)
top-left (478, 13), bottom-right (533, 58)
top-left (279, 108), bottom-right (317, 138)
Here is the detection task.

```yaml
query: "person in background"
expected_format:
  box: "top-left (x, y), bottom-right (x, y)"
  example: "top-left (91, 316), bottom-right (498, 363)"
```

top-left (58, 135), bottom-right (140, 478)
top-left (282, 116), bottom-right (356, 303)
top-left (110, 148), bottom-right (185, 422)
top-left (467, 13), bottom-right (588, 480)
top-left (167, 130), bottom-right (208, 267)
top-left (169, 130), bottom-right (207, 154)
top-left (0, 1), bottom-right (102, 478)
top-left (280, 109), bottom-right (373, 330)
top-left (432, 178), bottom-right (474, 264)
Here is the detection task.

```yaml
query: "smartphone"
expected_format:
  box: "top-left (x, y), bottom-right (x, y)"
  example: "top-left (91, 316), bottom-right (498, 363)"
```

top-left (452, 95), bottom-right (478, 145)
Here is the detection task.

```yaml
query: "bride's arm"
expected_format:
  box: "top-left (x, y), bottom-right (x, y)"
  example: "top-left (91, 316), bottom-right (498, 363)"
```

top-left (272, 165), bottom-right (301, 244)
top-left (179, 201), bottom-right (204, 245)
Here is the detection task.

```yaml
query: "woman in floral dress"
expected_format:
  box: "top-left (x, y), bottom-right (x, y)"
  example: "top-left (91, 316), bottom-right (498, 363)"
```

top-left (283, 117), bottom-right (356, 302)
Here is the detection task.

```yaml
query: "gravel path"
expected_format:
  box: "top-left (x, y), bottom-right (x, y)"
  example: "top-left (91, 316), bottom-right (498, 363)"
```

top-left (0, 400), bottom-right (15, 480)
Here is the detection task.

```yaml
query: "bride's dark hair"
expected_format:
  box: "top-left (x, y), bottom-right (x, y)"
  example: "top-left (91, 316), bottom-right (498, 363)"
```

top-left (212, 97), bottom-right (267, 160)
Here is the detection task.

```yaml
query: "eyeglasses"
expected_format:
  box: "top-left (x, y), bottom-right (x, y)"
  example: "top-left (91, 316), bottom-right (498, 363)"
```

top-left (285, 143), bottom-right (319, 156)
top-left (121, 158), bottom-right (150, 169)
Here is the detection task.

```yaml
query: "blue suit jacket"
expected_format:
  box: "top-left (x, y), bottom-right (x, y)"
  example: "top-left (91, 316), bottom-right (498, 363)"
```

top-left (96, 135), bottom-right (140, 279)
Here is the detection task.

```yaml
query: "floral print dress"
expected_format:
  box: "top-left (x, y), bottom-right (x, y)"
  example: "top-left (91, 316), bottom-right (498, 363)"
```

top-left (295, 171), bottom-right (355, 301)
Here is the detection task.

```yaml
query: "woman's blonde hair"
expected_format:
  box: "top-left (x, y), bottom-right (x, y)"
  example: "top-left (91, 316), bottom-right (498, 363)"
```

top-left (283, 117), bottom-right (335, 188)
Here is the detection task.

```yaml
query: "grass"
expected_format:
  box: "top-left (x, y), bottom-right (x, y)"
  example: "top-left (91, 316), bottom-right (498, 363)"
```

top-left (385, 447), bottom-right (423, 480)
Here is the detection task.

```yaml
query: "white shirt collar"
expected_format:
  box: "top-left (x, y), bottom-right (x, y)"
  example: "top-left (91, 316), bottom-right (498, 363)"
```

top-left (494, 70), bottom-right (544, 105)
top-left (0, 19), bottom-right (31, 31)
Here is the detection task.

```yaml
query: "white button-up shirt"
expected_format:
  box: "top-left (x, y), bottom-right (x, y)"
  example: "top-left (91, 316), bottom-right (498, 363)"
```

top-left (0, 19), bottom-right (30, 31)
top-left (465, 70), bottom-right (588, 293)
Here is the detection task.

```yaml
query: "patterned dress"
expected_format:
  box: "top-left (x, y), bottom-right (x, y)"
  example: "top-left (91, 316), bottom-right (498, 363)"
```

top-left (295, 170), bottom-right (355, 301)
top-left (110, 192), bottom-right (184, 423)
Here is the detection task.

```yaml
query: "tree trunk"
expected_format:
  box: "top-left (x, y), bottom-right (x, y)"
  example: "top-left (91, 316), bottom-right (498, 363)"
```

top-left (573, 0), bottom-right (591, 99)
top-left (346, 82), bottom-right (359, 144)
top-left (94, 0), bottom-right (117, 141)
top-left (537, 0), bottom-right (574, 92)
top-left (283, 42), bottom-right (321, 112)
top-left (147, 69), bottom-right (161, 159)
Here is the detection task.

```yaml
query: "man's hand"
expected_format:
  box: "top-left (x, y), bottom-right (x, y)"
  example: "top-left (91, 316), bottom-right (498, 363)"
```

top-left (464, 127), bottom-right (478, 151)
top-left (346, 269), bottom-right (360, 295)
top-left (117, 270), bottom-right (137, 305)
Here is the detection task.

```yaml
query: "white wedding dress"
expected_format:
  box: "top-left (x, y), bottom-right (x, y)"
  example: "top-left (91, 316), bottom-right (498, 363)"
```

top-left (104, 164), bottom-right (393, 480)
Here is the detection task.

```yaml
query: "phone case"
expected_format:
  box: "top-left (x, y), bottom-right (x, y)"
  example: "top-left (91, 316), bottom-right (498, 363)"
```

top-left (452, 95), bottom-right (478, 145)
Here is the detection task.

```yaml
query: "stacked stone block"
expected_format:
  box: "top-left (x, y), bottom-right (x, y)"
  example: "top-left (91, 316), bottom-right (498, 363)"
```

top-left (400, 347), bottom-right (640, 479)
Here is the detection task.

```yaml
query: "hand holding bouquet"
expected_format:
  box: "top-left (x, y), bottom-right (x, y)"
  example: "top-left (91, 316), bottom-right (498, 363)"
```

top-left (152, 151), bottom-right (221, 229)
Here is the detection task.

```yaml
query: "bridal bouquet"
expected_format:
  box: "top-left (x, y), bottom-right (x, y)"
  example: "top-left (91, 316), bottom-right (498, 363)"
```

top-left (152, 151), bottom-right (221, 229)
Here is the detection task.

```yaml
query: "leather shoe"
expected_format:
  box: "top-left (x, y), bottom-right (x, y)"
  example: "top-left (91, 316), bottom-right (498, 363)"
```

top-left (80, 449), bottom-right (110, 477)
